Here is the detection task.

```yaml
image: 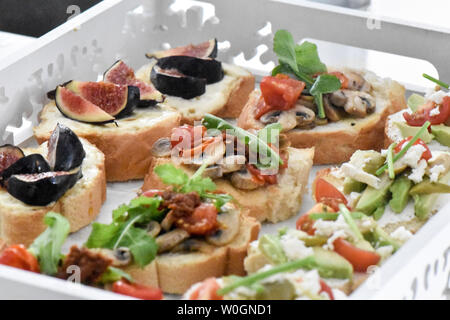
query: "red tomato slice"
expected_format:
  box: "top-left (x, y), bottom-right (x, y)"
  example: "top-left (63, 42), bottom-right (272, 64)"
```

top-left (187, 278), bottom-right (223, 300)
top-left (296, 203), bottom-right (335, 235)
top-left (256, 74), bottom-right (305, 119)
top-left (175, 203), bottom-right (218, 236)
top-left (0, 245), bottom-right (40, 273)
top-left (403, 97), bottom-right (450, 127)
top-left (333, 238), bottom-right (380, 272)
top-left (112, 280), bottom-right (163, 300)
top-left (142, 189), bottom-right (164, 198)
top-left (319, 280), bottom-right (335, 300)
top-left (246, 164), bottom-right (277, 185)
top-left (314, 178), bottom-right (348, 211)
top-left (171, 125), bottom-right (206, 149)
top-left (394, 137), bottom-right (432, 161)
top-left (328, 72), bottom-right (348, 89)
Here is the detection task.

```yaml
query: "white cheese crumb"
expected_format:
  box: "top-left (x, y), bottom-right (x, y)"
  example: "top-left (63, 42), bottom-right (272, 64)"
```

top-left (376, 245), bottom-right (394, 260)
top-left (341, 163), bottom-right (381, 189)
top-left (429, 106), bottom-right (441, 116)
top-left (324, 229), bottom-right (347, 250)
top-left (424, 90), bottom-right (450, 105)
top-left (408, 159), bottom-right (428, 183)
top-left (280, 234), bottom-right (314, 261)
top-left (390, 226), bottom-right (413, 244)
top-left (429, 164), bottom-right (446, 182)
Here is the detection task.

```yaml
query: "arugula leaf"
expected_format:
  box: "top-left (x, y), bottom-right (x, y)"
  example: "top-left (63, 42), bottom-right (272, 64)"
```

top-left (99, 266), bottom-right (133, 284)
top-left (273, 30), bottom-right (299, 74)
top-left (154, 164), bottom-right (189, 189)
top-left (86, 196), bottom-right (162, 268)
top-left (310, 74), bottom-right (342, 119)
top-left (295, 41), bottom-right (327, 76)
top-left (202, 192), bottom-right (233, 210)
top-left (28, 212), bottom-right (70, 276)
top-left (202, 114), bottom-right (282, 169)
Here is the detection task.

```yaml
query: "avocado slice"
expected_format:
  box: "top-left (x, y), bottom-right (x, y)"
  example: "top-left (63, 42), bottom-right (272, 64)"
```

top-left (393, 121), bottom-right (434, 143)
top-left (355, 177), bottom-right (393, 215)
top-left (258, 234), bottom-right (288, 265)
top-left (349, 150), bottom-right (386, 174)
top-left (312, 247), bottom-right (353, 279)
top-left (364, 227), bottom-right (401, 252)
top-left (431, 125), bottom-right (450, 147)
top-left (373, 204), bottom-right (386, 220)
top-left (389, 175), bottom-right (413, 213)
top-left (343, 177), bottom-right (365, 194)
top-left (413, 170), bottom-right (450, 220)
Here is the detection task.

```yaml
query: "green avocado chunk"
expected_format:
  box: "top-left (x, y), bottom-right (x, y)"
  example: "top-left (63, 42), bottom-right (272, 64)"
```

top-left (343, 177), bottom-right (365, 194)
top-left (312, 247), bottom-right (353, 279)
top-left (364, 227), bottom-right (401, 252)
top-left (393, 121), bottom-right (434, 143)
top-left (413, 171), bottom-right (450, 220)
top-left (255, 279), bottom-right (297, 300)
top-left (389, 175), bottom-right (413, 213)
top-left (258, 234), bottom-right (287, 265)
top-left (431, 125), bottom-right (450, 147)
top-left (355, 178), bottom-right (393, 215)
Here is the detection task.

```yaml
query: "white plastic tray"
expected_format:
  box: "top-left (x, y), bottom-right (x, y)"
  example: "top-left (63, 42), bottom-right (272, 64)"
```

top-left (0, 0), bottom-right (449, 300)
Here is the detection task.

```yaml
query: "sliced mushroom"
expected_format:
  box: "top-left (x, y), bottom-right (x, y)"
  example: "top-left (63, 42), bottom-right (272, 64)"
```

top-left (151, 138), bottom-right (172, 157)
top-left (323, 96), bottom-right (342, 122)
top-left (260, 110), bottom-right (282, 124)
top-left (147, 221), bottom-right (162, 238)
top-left (206, 205), bottom-right (240, 246)
top-left (161, 212), bottom-right (175, 231)
top-left (345, 71), bottom-right (371, 92)
top-left (230, 168), bottom-right (262, 190)
top-left (260, 110), bottom-right (297, 132)
top-left (94, 247), bottom-right (133, 267)
top-left (329, 90), bottom-right (348, 107)
top-left (156, 229), bottom-right (190, 253)
top-left (293, 105), bottom-right (315, 128)
top-left (344, 91), bottom-right (375, 117)
top-left (202, 165), bottom-right (223, 179)
top-left (220, 155), bottom-right (246, 174)
top-left (190, 139), bottom-right (225, 166)
top-left (170, 239), bottom-right (215, 254)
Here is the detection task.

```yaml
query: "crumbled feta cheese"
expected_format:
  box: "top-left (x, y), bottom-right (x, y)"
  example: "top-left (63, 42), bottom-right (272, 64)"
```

top-left (324, 229), bottom-right (347, 250)
top-left (390, 226), bottom-right (413, 244)
top-left (425, 90), bottom-right (450, 105)
top-left (377, 202), bottom-right (416, 227)
top-left (341, 163), bottom-right (381, 188)
top-left (429, 106), bottom-right (441, 116)
top-left (408, 159), bottom-right (428, 183)
top-left (280, 234), bottom-right (314, 261)
top-left (330, 167), bottom-right (345, 179)
top-left (313, 214), bottom-right (352, 239)
top-left (376, 245), bottom-right (394, 260)
top-left (429, 164), bottom-right (446, 182)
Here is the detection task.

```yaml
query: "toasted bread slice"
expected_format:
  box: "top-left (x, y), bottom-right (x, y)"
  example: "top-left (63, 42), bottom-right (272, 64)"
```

top-left (125, 214), bottom-right (260, 294)
top-left (136, 62), bottom-right (255, 124)
top-left (142, 147), bottom-right (314, 223)
top-left (238, 70), bottom-right (406, 165)
top-left (0, 139), bottom-right (106, 246)
top-left (34, 104), bottom-right (181, 182)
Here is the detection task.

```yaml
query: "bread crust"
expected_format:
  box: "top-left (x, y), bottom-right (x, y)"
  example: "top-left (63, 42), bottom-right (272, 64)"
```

top-left (124, 214), bottom-right (260, 294)
top-left (142, 147), bottom-right (314, 223)
top-left (34, 104), bottom-right (181, 182)
top-left (238, 75), bottom-right (406, 165)
top-left (0, 139), bottom-right (106, 246)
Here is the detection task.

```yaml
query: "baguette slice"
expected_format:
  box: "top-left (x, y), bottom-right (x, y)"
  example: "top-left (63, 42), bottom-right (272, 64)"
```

top-left (136, 62), bottom-right (255, 124)
top-left (238, 69), bottom-right (406, 165)
top-left (125, 214), bottom-right (260, 294)
top-left (0, 139), bottom-right (106, 247)
top-left (142, 147), bottom-right (314, 223)
top-left (34, 104), bottom-right (181, 182)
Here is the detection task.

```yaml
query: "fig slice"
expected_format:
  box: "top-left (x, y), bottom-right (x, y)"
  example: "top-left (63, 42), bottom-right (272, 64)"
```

top-left (1, 154), bottom-right (51, 187)
top-left (65, 81), bottom-right (139, 118)
top-left (0, 145), bottom-right (24, 175)
top-left (55, 86), bottom-right (115, 124)
top-left (6, 169), bottom-right (82, 206)
top-left (146, 39), bottom-right (218, 59)
top-left (156, 56), bottom-right (224, 84)
top-left (104, 60), bottom-right (164, 107)
top-left (151, 65), bottom-right (206, 100)
top-left (48, 123), bottom-right (86, 172)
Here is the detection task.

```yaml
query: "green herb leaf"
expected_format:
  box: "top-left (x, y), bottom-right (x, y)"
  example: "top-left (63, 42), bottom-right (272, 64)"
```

top-left (28, 212), bottom-right (70, 276)
top-left (295, 41), bottom-right (327, 76)
top-left (99, 266), bottom-right (133, 284)
top-left (113, 196), bottom-right (164, 223)
top-left (310, 74), bottom-right (342, 119)
top-left (154, 164), bottom-right (189, 189)
top-left (387, 142), bottom-right (397, 180)
top-left (202, 192), bottom-right (233, 210)
top-left (202, 114), bottom-right (282, 169)
top-left (273, 30), bottom-right (299, 74)
top-left (339, 204), bottom-right (364, 242)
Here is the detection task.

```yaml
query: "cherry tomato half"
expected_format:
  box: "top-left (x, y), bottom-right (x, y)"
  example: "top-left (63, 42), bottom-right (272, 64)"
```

top-left (319, 280), bottom-right (335, 300)
top-left (314, 178), bottom-right (348, 212)
top-left (403, 97), bottom-right (450, 127)
top-left (187, 278), bottom-right (223, 300)
top-left (112, 280), bottom-right (163, 300)
top-left (394, 137), bottom-right (432, 161)
top-left (333, 238), bottom-right (380, 272)
top-left (296, 203), bottom-right (335, 235)
top-left (0, 245), bottom-right (40, 273)
top-left (328, 72), bottom-right (348, 90)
